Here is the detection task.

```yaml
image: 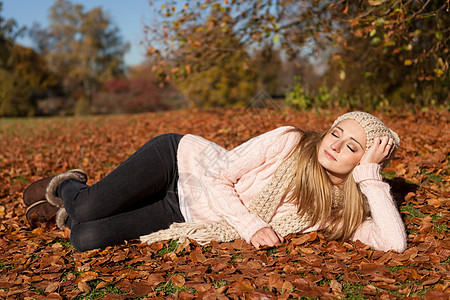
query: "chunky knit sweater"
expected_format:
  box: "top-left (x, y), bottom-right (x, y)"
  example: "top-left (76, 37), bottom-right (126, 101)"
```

top-left (141, 127), bottom-right (407, 253)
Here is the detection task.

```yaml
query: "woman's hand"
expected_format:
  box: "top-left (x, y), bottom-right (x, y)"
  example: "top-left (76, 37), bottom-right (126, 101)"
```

top-left (250, 227), bottom-right (284, 249)
top-left (360, 136), bottom-right (395, 166)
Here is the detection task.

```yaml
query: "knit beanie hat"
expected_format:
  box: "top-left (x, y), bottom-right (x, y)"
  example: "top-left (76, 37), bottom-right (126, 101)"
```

top-left (331, 111), bottom-right (400, 150)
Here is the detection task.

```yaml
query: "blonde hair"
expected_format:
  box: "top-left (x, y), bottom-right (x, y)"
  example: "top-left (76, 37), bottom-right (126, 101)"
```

top-left (283, 128), bottom-right (370, 241)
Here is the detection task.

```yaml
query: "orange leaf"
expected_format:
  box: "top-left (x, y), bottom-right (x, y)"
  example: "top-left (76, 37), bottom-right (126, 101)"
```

top-left (147, 273), bottom-right (165, 287)
top-left (292, 234), bottom-right (310, 245)
top-left (170, 274), bottom-right (185, 288)
top-left (78, 281), bottom-right (91, 293)
top-left (269, 274), bottom-right (284, 290)
top-left (190, 250), bottom-right (206, 263)
top-left (239, 279), bottom-right (254, 291)
top-left (427, 198), bottom-right (441, 208)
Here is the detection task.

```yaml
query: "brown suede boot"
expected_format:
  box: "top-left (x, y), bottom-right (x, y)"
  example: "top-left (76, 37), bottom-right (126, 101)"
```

top-left (23, 169), bottom-right (87, 228)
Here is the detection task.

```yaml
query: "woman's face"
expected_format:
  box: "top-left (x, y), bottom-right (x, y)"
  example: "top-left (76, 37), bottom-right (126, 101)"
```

top-left (318, 119), bottom-right (367, 185)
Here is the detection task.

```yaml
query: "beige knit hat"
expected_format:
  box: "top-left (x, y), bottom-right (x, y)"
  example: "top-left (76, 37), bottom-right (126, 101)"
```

top-left (331, 111), bottom-right (400, 150)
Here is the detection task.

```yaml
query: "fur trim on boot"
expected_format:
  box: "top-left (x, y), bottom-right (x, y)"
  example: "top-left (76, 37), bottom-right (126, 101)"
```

top-left (23, 169), bottom-right (87, 228)
top-left (46, 170), bottom-right (87, 207)
top-left (55, 208), bottom-right (69, 229)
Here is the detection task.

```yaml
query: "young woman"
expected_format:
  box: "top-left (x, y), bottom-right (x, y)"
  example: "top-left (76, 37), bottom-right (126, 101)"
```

top-left (23, 111), bottom-right (407, 253)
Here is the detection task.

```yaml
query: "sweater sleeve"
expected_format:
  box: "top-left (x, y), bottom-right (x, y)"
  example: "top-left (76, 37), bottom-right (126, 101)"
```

top-left (351, 163), bottom-right (407, 253)
top-left (201, 126), bottom-right (298, 243)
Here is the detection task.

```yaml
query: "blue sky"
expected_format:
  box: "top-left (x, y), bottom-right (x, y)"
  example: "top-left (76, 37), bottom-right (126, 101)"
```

top-left (2, 0), bottom-right (156, 66)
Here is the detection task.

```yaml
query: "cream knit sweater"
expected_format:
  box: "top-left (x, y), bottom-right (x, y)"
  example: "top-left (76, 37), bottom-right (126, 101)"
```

top-left (140, 127), bottom-right (407, 253)
top-left (141, 154), bottom-right (311, 245)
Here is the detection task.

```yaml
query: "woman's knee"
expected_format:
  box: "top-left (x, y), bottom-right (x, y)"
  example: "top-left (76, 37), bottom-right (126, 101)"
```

top-left (64, 190), bottom-right (104, 223)
top-left (60, 181), bottom-right (100, 222)
top-left (70, 223), bottom-right (117, 252)
top-left (65, 202), bottom-right (97, 223)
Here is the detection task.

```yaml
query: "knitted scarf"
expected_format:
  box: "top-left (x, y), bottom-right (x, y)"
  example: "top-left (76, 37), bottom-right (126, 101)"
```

top-left (140, 154), bottom-right (311, 246)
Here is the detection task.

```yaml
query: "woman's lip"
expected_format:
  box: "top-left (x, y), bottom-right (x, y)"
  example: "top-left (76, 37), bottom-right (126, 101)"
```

top-left (324, 150), bottom-right (337, 161)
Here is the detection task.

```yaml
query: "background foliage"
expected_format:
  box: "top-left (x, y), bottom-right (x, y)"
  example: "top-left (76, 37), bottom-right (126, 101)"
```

top-left (145, 0), bottom-right (449, 109)
top-left (0, 0), bottom-right (448, 116)
top-left (29, 0), bottom-right (129, 115)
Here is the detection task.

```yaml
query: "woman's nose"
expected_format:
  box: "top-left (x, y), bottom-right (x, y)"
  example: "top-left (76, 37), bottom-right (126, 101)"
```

top-left (331, 141), bottom-right (342, 152)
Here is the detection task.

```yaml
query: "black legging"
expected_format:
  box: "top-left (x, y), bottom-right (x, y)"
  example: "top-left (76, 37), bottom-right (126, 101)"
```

top-left (58, 133), bottom-right (185, 251)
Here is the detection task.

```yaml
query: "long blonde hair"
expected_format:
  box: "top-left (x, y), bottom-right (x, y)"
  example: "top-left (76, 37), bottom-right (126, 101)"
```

top-left (284, 128), bottom-right (370, 241)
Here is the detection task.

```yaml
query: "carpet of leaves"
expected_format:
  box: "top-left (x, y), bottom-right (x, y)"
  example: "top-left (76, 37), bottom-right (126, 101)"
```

top-left (0, 108), bottom-right (448, 299)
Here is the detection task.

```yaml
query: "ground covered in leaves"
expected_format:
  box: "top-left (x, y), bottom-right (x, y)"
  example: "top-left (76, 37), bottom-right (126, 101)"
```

top-left (0, 108), bottom-right (448, 299)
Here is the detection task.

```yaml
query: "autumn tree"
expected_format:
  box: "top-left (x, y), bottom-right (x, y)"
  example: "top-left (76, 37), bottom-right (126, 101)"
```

top-left (30, 0), bottom-right (129, 114)
top-left (93, 64), bottom-right (175, 114)
top-left (0, 2), bottom-right (34, 116)
top-left (1, 45), bottom-right (62, 116)
top-left (322, 0), bottom-right (450, 108)
top-left (0, 5), bottom-right (58, 117)
top-left (0, 2), bottom-right (24, 67)
top-left (145, 0), bottom-right (449, 109)
top-left (250, 43), bottom-right (285, 97)
top-left (147, 6), bottom-right (257, 107)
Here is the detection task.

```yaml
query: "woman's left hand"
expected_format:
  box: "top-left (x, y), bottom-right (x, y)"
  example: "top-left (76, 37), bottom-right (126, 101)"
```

top-left (250, 227), bottom-right (284, 249)
top-left (360, 136), bottom-right (395, 165)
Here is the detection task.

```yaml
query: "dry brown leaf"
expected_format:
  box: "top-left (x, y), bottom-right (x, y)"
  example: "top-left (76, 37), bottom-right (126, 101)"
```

top-left (77, 271), bottom-right (99, 283)
top-left (77, 281), bottom-right (91, 293)
top-left (147, 273), bottom-right (165, 287)
top-left (292, 234), bottom-right (310, 245)
top-left (44, 282), bottom-right (60, 293)
top-left (269, 274), bottom-right (284, 291)
top-left (170, 274), bottom-right (185, 288)
top-left (95, 281), bottom-right (108, 289)
top-left (190, 250), bottom-right (206, 263)
top-left (330, 279), bottom-right (342, 293)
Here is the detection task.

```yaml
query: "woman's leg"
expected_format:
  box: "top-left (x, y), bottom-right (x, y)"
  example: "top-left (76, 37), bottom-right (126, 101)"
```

top-left (68, 172), bottom-right (183, 251)
top-left (58, 133), bottom-right (183, 222)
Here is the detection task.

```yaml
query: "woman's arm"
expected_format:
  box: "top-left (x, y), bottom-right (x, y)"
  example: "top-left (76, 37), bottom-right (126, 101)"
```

top-left (201, 126), bottom-right (299, 244)
top-left (352, 158), bottom-right (407, 252)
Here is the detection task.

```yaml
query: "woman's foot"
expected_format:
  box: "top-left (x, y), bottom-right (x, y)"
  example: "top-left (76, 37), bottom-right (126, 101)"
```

top-left (23, 169), bottom-right (87, 228)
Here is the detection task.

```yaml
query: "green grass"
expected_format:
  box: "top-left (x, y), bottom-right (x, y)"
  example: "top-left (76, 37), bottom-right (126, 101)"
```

top-left (422, 171), bottom-right (443, 183)
top-left (74, 280), bottom-right (127, 300)
top-left (0, 117), bottom-right (48, 137)
top-left (156, 240), bottom-right (178, 257)
top-left (0, 262), bottom-right (15, 270)
top-left (401, 204), bottom-right (425, 219)
top-left (434, 221), bottom-right (448, 233)
top-left (212, 279), bottom-right (229, 289)
top-left (228, 253), bottom-right (244, 265)
top-left (387, 265), bottom-right (408, 272)
top-left (266, 247), bottom-right (278, 256)
top-left (401, 205), bottom-right (448, 233)
top-left (155, 279), bottom-right (196, 296)
top-left (381, 170), bottom-right (397, 179)
top-left (11, 175), bottom-right (29, 184)
top-left (48, 238), bottom-right (73, 249)
top-left (61, 270), bottom-right (86, 282)
top-left (29, 282), bottom-right (45, 295)
top-left (341, 282), bottom-right (365, 300)
top-left (381, 282), bottom-right (432, 298)
top-left (155, 280), bottom-right (178, 295)
top-left (202, 245), bottom-right (212, 252)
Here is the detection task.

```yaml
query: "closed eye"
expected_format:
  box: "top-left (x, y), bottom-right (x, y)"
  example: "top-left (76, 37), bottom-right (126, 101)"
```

top-left (347, 145), bottom-right (356, 153)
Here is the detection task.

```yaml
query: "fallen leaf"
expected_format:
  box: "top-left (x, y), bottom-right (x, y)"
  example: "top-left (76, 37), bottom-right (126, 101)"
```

top-left (45, 282), bottom-right (59, 293)
top-left (147, 273), bottom-right (165, 287)
top-left (170, 274), bottom-right (185, 288)
top-left (77, 281), bottom-right (91, 293)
